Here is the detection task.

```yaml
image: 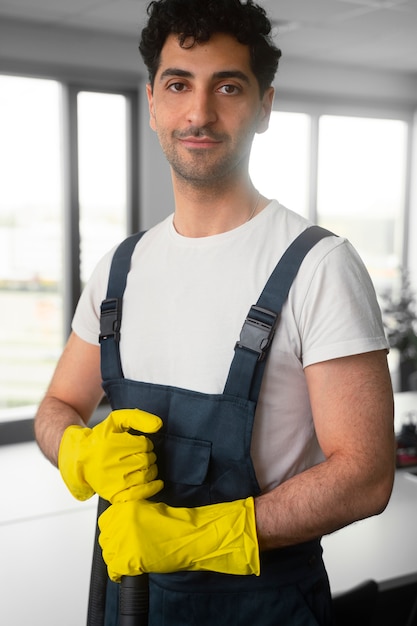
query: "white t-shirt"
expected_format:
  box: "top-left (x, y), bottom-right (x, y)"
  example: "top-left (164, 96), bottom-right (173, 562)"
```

top-left (73, 201), bottom-right (388, 492)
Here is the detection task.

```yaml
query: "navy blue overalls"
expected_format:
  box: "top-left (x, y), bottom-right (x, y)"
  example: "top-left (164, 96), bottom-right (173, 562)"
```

top-left (88, 225), bottom-right (334, 626)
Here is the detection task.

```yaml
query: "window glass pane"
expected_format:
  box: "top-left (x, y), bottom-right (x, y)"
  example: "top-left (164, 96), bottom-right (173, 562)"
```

top-left (317, 115), bottom-right (407, 291)
top-left (77, 91), bottom-right (128, 284)
top-left (0, 76), bottom-right (63, 412)
top-left (250, 111), bottom-right (310, 217)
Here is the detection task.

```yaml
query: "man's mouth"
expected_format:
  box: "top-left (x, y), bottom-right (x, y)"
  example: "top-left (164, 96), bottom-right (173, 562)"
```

top-left (174, 128), bottom-right (225, 148)
top-left (179, 136), bottom-right (221, 148)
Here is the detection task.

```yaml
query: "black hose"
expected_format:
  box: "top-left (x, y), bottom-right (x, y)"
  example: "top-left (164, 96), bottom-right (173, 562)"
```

top-left (117, 427), bottom-right (152, 625)
top-left (119, 575), bottom-right (149, 625)
top-left (88, 426), bottom-right (152, 625)
top-left (87, 496), bottom-right (111, 626)
top-left (405, 591), bottom-right (417, 626)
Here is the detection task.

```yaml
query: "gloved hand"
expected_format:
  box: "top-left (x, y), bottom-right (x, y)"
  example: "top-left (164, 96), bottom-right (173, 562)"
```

top-left (98, 497), bottom-right (260, 582)
top-left (58, 408), bottom-right (164, 503)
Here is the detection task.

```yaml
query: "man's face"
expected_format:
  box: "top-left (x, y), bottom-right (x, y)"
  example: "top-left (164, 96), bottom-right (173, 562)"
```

top-left (146, 32), bottom-right (274, 187)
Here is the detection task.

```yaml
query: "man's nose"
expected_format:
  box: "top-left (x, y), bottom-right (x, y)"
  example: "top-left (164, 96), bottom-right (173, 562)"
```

top-left (186, 89), bottom-right (217, 127)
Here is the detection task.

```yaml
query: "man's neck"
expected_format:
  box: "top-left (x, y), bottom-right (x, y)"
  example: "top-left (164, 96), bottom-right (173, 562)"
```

top-left (171, 179), bottom-right (265, 238)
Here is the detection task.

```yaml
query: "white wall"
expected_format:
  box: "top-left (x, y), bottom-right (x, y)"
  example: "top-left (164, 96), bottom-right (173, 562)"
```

top-left (2, 17), bottom-right (417, 103)
top-left (0, 18), bottom-right (141, 80)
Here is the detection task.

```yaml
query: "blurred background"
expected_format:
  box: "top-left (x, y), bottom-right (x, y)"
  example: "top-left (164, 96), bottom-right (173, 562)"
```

top-left (1, 1), bottom-right (417, 624)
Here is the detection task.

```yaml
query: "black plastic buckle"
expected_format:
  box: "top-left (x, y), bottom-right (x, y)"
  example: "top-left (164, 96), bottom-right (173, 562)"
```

top-left (235, 305), bottom-right (279, 361)
top-left (99, 297), bottom-right (122, 342)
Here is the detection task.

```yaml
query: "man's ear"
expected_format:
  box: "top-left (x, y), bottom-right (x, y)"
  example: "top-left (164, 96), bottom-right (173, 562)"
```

top-left (256, 86), bottom-right (275, 135)
top-left (146, 83), bottom-right (157, 131)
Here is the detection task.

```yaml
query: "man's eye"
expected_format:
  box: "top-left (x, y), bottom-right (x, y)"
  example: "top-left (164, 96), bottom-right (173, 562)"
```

top-left (168, 82), bottom-right (186, 92)
top-left (218, 84), bottom-right (240, 95)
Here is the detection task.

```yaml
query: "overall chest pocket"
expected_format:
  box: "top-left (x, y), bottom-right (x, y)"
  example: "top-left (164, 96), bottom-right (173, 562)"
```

top-left (150, 433), bottom-right (212, 507)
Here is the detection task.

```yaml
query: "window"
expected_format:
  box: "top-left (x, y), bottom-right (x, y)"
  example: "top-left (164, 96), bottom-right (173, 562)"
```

top-left (0, 76), bottom-right (135, 414)
top-left (250, 108), bottom-right (409, 293)
top-left (78, 91), bottom-right (128, 284)
top-left (317, 115), bottom-right (407, 292)
top-left (0, 76), bottom-right (64, 410)
top-left (1, 79), bottom-right (411, 414)
top-left (250, 111), bottom-right (311, 217)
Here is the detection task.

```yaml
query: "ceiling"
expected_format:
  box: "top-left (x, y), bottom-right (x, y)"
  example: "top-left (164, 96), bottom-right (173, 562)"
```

top-left (0, 0), bottom-right (417, 75)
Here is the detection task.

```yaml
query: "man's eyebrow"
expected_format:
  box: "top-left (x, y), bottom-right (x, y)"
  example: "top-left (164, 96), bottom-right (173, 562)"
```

top-left (159, 68), bottom-right (251, 83)
top-left (159, 68), bottom-right (193, 81)
top-left (213, 70), bottom-right (250, 84)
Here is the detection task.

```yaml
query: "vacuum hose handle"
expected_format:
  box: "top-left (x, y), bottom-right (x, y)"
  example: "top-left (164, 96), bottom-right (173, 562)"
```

top-left (118, 422), bottom-right (160, 625)
top-left (119, 574), bottom-right (149, 626)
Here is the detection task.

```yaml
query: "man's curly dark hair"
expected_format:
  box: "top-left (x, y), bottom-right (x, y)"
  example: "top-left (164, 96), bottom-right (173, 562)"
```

top-left (139, 0), bottom-right (282, 95)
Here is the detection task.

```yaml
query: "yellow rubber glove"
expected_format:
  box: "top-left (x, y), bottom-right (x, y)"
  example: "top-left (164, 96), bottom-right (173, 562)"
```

top-left (58, 408), bottom-right (164, 503)
top-left (98, 497), bottom-right (260, 582)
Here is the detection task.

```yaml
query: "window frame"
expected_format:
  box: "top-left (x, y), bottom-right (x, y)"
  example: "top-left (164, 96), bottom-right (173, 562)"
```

top-left (273, 94), bottom-right (415, 269)
top-left (61, 83), bottom-right (139, 336)
top-left (0, 71), bottom-right (140, 437)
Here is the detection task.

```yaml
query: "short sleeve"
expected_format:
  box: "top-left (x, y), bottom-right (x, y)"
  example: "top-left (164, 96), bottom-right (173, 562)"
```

top-left (298, 239), bottom-right (389, 367)
top-left (72, 248), bottom-right (115, 345)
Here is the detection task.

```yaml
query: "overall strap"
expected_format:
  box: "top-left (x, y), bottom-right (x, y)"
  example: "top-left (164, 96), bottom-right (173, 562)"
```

top-left (223, 225), bottom-right (334, 402)
top-left (99, 231), bottom-right (146, 382)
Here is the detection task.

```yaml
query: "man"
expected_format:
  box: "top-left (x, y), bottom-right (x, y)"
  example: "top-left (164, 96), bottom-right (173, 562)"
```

top-left (34, 1), bottom-right (395, 624)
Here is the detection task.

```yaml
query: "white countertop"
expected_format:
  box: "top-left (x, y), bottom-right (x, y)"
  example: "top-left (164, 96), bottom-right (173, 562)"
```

top-left (323, 468), bottom-right (417, 594)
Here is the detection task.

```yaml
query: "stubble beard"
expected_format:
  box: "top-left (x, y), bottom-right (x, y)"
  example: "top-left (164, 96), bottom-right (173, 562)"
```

top-left (158, 128), bottom-right (252, 189)
top-left (170, 152), bottom-right (237, 188)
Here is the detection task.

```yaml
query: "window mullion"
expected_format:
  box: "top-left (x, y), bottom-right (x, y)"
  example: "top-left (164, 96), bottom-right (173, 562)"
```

top-left (401, 122), bottom-right (414, 268)
top-left (61, 84), bottom-right (81, 338)
top-left (308, 114), bottom-right (320, 224)
top-left (126, 91), bottom-right (140, 235)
